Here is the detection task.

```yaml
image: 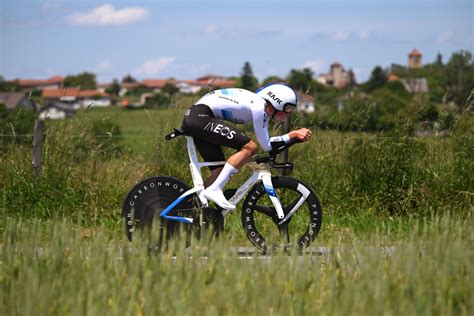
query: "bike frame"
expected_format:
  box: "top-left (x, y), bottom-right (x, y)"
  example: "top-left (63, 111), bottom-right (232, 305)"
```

top-left (160, 136), bottom-right (286, 224)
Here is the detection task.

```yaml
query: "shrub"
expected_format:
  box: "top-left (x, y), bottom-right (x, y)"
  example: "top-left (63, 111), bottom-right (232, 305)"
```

top-left (347, 133), bottom-right (428, 215)
top-left (1, 117), bottom-right (129, 223)
top-left (386, 80), bottom-right (411, 100)
top-left (144, 93), bottom-right (171, 108)
top-left (0, 104), bottom-right (35, 147)
top-left (451, 114), bottom-right (474, 195)
top-left (90, 118), bottom-right (124, 158)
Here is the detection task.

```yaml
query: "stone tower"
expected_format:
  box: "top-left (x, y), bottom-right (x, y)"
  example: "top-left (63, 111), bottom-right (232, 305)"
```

top-left (408, 49), bottom-right (422, 69)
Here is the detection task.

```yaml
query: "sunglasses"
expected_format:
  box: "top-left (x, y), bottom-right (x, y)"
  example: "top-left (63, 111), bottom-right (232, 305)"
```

top-left (283, 103), bottom-right (296, 114)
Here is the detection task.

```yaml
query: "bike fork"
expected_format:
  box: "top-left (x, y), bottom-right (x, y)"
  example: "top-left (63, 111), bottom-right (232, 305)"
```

top-left (261, 174), bottom-right (285, 220)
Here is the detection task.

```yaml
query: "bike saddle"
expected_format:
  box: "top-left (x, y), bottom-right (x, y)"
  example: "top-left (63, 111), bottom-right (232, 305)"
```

top-left (165, 128), bottom-right (187, 140)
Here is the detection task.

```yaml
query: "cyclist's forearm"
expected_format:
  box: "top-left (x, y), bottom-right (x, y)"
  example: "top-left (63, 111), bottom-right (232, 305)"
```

top-left (269, 134), bottom-right (291, 149)
top-left (288, 128), bottom-right (312, 142)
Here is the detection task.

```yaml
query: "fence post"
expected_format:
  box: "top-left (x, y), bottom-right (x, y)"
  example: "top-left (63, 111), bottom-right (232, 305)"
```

top-left (32, 101), bottom-right (44, 179)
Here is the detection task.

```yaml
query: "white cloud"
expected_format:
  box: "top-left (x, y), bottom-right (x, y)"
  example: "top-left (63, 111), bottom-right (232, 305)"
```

top-left (205, 24), bottom-right (218, 34)
top-left (45, 67), bottom-right (56, 76)
top-left (41, 1), bottom-right (67, 12)
top-left (332, 31), bottom-right (351, 41)
top-left (97, 60), bottom-right (113, 72)
top-left (134, 57), bottom-right (176, 77)
top-left (315, 30), bottom-right (369, 42)
top-left (356, 30), bottom-right (369, 39)
top-left (302, 60), bottom-right (325, 74)
top-left (68, 4), bottom-right (150, 26)
top-left (436, 31), bottom-right (454, 43)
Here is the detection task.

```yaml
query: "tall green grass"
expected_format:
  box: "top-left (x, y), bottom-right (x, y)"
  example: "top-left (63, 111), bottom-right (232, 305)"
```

top-left (1, 215), bottom-right (471, 315)
top-left (0, 107), bottom-right (472, 239)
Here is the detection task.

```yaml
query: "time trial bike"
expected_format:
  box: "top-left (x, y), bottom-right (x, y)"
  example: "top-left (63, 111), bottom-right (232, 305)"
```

top-left (122, 128), bottom-right (322, 252)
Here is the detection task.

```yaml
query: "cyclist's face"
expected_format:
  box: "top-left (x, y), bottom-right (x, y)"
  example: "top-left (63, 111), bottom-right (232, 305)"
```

top-left (273, 110), bottom-right (289, 123)
top-left (264, 102), bottom-right (290, 123)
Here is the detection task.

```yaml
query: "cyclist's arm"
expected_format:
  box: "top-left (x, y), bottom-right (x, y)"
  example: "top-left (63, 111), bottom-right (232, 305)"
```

top-left (252, 109), bottom-right (290, 152)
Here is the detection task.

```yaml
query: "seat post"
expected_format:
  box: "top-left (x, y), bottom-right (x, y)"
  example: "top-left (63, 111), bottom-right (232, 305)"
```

top-left (186, 136), bottom-right (205, 188)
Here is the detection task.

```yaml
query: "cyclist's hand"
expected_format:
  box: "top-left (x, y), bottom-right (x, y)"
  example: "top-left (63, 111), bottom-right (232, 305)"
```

top-left (290, 128), bottom-right (312, 142)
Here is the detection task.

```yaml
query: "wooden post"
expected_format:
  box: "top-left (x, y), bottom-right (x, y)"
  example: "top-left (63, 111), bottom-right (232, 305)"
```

top-left (32, 101), bottom-right (44, 179)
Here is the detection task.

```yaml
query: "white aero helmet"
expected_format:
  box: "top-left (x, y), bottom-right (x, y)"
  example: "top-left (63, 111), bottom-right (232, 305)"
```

top-left (256, 83), bottom-right (297, 114)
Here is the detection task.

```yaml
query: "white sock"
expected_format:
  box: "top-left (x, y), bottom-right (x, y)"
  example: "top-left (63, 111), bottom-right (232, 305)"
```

top-left (208, 163), bottom-right (238, 191)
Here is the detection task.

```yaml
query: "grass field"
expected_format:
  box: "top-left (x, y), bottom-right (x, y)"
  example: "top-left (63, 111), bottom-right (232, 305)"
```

top-left (1, 104), bottom-right (472, 314)
top-left (1, 215), bottom-right (472, 315)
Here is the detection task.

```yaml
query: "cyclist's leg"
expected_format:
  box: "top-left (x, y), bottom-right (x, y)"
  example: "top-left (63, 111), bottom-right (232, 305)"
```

top-left (183, 104), bottom-right (255, 168)
top-left (182, 104), bottom-right (256, 208)
top-left (193, 139), bottom-right (257, 187)
top-left (192, 137), bottom-right (224, 187)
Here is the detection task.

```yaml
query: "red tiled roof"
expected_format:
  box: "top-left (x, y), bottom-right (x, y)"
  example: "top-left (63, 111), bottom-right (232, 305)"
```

top-left (388, 73), bottom-right (400, 81)
top-left (17, 76), bottom-right (64, 87)
top-left (178, 80), bottom-right (202, 86)
top-left (42, 88), bottom-right (110, 99)
top-left (42, 88), bottom-right (79, 98)
top-left (121, 82), bottom-right (141, 89)
top-left (409, 49), bottom-right (422, 57)
top-left (197, 74), bottom-right (225, 81)
top-left (97, 83), bottom-right (112, 88)
top-left (196, 77), bottom-right (235, 88)
top-left (78, 90), bottom-right (110, 98)
top-left (142, 79), bottom-right (171, 89)
top-left (208, 79), bottom-right (234, 88)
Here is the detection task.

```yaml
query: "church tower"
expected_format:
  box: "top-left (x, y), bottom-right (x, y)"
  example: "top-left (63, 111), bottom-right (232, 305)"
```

top-left (408, 49), bottom-right (422, 69)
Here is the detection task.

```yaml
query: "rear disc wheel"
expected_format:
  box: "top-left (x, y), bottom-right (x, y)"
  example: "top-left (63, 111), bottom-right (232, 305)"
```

top-left (122, 176), bottom-right (198, 251)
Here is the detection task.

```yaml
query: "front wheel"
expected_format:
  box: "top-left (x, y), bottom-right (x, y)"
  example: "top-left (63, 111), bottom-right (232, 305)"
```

top-left (241, 177), bottom-right (322, 252)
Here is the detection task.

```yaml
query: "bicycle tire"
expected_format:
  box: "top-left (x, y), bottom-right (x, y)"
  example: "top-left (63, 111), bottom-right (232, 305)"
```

top-left (122, 176), bottom-right (196, 246)
top-left (241, 177), bottom-right (322, 252)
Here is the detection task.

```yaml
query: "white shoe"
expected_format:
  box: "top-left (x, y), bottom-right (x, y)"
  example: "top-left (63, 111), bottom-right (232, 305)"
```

top-left (202, 188), bottom-right (236, 210)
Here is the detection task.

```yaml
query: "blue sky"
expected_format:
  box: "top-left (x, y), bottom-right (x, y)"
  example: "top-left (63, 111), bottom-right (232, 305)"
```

top-left (1, 0), bottom-right (472, 83)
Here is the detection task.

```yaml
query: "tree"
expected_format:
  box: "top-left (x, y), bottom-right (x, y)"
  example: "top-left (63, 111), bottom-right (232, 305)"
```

top-left (122, 74), bottom-right (137, 83)
top-left (287, 68), bottom-right (314, 92)
top-left (106, 79), bottom-right (121, 96)
top-left (162, 82), bottom-right (179, 96)
top-left (443, 50), bottom-right (474, 107)
top-left (386, 80), bottom-right (410, 99)
top-left (0, 76), bottom-right (21, 92)
top-left (126, 84), bottom-right (152, 96)
top-left (435, 52), bottom-right (443, 66)
top-left (240, 62), bottom-right (258, 91)
top-left (364, 66), bottom-right (388, 93)
top-left (347, 68), bottom-right (357, 87)
top-left (64, 72), bottom-right (97, 90)
top-left (261, 75), bottom-right (284, 87)
top-left (145, 93), bottom-right (171, 108)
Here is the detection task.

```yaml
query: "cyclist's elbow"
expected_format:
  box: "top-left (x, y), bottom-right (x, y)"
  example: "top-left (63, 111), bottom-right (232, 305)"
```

top-left (260, 142), bottom-right (272, 152)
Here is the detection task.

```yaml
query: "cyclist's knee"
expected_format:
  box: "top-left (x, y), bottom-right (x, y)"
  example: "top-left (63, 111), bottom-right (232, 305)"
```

top-left (242, 141), bottom-right (257, 156)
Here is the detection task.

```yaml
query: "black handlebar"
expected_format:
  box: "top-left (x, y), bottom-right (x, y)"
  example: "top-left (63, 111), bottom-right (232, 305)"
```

top-left (268, 138), bottom-right (304, 157)
top-left (255, 139), bottom-right (304, 173)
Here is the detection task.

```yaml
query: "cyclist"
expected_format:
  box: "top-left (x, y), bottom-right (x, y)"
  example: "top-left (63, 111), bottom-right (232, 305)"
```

top-left (182, 83), bottom-right (312, 210)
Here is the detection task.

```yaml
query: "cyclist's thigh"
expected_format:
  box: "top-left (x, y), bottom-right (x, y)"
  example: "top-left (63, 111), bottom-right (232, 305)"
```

top-left (193, 138), bottom-right (225, 164)
top-left (183, 104), bottom-right (250, 150)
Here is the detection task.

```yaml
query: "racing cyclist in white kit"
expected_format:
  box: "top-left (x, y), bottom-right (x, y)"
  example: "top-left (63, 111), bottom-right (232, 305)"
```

top-left (181, 83), bottom-right (312, 210)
